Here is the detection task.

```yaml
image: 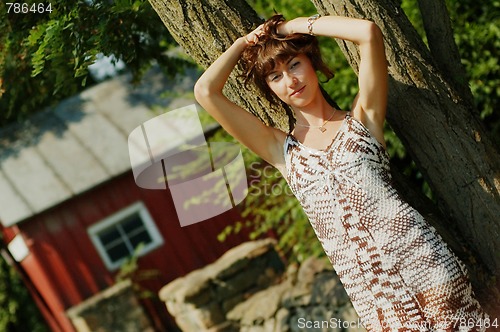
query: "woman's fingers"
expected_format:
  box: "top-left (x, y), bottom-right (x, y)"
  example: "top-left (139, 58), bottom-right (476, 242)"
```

top-left (245, 24), bottom-right (264, 45)
top-left (276, 21), bottom-right (286, 35)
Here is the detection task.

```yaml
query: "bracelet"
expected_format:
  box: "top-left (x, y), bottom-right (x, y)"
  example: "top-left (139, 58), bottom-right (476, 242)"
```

top-left (307, 14), bottom-right (321, 35)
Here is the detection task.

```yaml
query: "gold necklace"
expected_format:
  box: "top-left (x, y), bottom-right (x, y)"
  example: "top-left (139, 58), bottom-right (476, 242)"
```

top-left (295, 109), bottom-right (336, 133)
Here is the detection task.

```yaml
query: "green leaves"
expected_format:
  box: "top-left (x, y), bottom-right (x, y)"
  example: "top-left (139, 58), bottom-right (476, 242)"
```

top-left (0, 247), bottom-right (49, 331)
top-left (1, 0), bottom-right (191, 126)
top-left (445, 0), bottom-right (500, 140)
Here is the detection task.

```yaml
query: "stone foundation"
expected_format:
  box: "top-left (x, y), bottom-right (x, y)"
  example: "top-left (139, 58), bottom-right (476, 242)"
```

top-left (66, 279), bottom-right (155, 332)
top-left (159, 239), bottom-right (366, 331)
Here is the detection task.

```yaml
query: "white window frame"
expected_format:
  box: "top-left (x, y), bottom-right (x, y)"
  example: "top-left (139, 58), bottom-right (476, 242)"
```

top-left (88, 201), bottom-right (164, 271)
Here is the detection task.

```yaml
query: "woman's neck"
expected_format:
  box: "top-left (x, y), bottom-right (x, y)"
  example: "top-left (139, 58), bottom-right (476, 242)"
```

top-left (294, 94), bottom-right (336, 127)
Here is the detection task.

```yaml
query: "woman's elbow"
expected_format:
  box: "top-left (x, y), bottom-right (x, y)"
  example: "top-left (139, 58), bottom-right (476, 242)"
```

top-left (364, 21), bottom-right (384, 44)
top-left (193, 79), bottom-right (215, 106)
top-left (194, 80), bottom-right (210, 103)
top-left (195, 76), bottom-right (224, 100)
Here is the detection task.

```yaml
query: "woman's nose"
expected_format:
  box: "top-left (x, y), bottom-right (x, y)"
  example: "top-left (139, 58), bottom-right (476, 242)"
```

top-left (286, 74), bottom-right (298, 87)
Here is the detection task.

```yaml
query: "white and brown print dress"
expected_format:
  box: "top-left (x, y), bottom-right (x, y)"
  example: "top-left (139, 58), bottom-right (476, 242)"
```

top-left (282, 113), bottom-right (488, 331)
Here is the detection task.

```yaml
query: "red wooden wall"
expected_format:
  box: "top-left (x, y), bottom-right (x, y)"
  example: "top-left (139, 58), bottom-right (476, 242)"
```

top-left (2, 172), bottom-right (249, 331)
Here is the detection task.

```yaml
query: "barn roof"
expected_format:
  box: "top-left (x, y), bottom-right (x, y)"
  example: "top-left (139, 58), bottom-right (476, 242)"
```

top-left (0, 68), bottom-right (202, 227)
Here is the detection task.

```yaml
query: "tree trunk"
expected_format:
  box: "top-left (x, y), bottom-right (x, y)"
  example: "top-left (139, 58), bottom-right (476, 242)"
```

top-left (417, 0), bottom-right (474, 105)
top-left (148, 0), bottom-right (500, 309)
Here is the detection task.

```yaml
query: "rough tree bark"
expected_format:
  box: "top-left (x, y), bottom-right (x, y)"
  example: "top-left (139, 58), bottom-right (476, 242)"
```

top-left (148, 0), bottom-right (500, 308)
top-left (417, 0), bottom-right (474, 105)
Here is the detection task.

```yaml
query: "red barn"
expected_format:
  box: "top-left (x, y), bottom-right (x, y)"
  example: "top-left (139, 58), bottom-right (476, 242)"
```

top-left (0, 70), bottom-right (249, 331)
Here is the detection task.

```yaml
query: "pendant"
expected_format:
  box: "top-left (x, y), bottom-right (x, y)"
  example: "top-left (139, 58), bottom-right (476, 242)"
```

top-left (319, 126), bottom-right (327, 133)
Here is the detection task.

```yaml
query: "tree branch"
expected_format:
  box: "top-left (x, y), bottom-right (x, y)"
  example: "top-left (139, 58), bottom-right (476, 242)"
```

top-left (417, 0), bottom-right (474, 106)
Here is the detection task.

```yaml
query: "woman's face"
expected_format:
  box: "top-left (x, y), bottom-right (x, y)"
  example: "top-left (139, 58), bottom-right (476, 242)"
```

top-left (265, 53), bottom-right (319, 108)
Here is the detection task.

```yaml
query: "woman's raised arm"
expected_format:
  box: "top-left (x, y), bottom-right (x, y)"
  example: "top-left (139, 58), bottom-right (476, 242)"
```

top-left (194, 28), bottom-right (287, 167)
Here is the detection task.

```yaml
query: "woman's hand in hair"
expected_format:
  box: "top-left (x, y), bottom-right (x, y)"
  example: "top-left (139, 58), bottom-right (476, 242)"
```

top-left (244, 24), bottom-right (264, 45)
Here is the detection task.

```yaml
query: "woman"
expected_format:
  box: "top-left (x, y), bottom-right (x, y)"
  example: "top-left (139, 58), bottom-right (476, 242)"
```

top-left (194, 14), bottom-right (488, 331)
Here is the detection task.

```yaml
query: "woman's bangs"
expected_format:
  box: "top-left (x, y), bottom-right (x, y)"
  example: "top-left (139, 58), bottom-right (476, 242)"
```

top-left (258, 40), bottom-right (298, 77)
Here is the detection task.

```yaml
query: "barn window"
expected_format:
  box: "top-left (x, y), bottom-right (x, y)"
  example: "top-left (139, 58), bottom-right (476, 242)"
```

top-left (88, 202), bottom-right (164, 270)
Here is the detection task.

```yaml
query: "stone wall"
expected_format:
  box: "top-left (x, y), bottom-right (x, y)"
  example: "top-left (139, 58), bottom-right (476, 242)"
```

top-left (159, 239), bottom-right (366, 332)
top-left (159, 239), bottom-right (285, 331)
top-left (66, 279), bottom-right (155, 332)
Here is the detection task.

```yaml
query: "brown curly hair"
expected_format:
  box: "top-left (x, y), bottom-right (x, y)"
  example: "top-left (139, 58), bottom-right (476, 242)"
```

top-left (240, 14), bottom-right (335, 107)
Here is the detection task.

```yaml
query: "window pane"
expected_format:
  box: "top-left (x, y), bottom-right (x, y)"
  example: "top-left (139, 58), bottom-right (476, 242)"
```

top-left (89, 203), bottom-right (163, 270)
top-left (129, 230), bottom-right (152, 249)
top-left (121, 215), bottom-right (143, 234)
top-left (107, 242), bottom-right (129, 263)
top-left (98, 227), bottom-right (121, 247)
top-left (98, 226), bottom-right (129, 262)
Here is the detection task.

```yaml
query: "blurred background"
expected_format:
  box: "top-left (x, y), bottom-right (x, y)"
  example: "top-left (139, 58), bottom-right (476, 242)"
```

top-left (1, 0), bottom-right (498, 331)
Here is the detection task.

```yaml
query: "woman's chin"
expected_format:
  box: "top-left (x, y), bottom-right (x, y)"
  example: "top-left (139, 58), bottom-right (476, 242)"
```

top-left (289, 100), bottom-right (310, 109)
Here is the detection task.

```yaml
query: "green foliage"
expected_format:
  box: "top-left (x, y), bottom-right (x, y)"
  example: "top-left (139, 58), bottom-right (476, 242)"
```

top-left (251, 0), bottom-right (316, 19)
top-left (115, 244), bottom-right (161, 299)
top-left (447, 0), bottom-right (500, 139)
top-left (0, 0), bottom-right (191, 126)
top-left (0, 248), bottom-right (49, 332)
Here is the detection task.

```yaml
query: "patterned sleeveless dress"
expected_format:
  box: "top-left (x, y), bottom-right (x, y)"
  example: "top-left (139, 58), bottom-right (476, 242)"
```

top-left (282, 113), bottom-right (488, 331)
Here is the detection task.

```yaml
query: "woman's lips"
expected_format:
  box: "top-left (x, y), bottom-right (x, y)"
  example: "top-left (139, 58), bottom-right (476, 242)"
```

top-left (290, 86), bottom-right (305, 97)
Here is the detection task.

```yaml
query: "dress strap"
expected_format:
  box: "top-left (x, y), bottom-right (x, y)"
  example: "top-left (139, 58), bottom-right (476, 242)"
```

top-left (283, 135), bottom-right (293, 158)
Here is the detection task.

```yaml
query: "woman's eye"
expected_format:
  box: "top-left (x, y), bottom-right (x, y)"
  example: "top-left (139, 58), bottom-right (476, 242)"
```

top-left (290, 61), bottom-right (300, 69)
top-left (271, 74), bottom-right (281, 81)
